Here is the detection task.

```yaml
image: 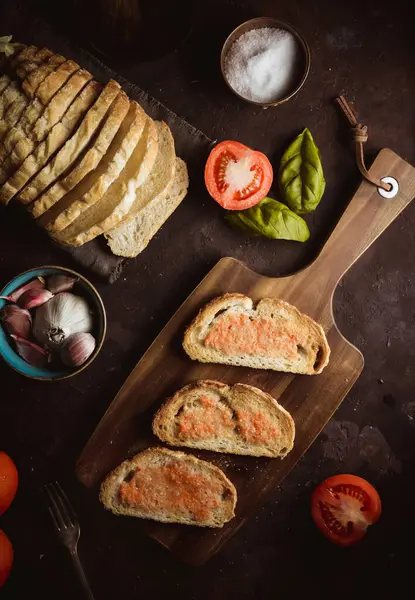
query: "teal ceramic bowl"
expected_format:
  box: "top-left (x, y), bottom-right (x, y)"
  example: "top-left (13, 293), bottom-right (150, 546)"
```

top-left (0, 266), bottom-right (106, 380)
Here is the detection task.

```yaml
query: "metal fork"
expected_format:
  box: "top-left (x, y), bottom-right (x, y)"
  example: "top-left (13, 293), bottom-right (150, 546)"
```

top-left (43, 481), bottom-right (95, 600)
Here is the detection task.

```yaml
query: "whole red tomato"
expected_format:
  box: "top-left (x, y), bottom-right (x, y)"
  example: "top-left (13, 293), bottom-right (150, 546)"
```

top-left (0, 530), bottom-right (13, 588)
top-left (0, 452), bottom-right (18, 516)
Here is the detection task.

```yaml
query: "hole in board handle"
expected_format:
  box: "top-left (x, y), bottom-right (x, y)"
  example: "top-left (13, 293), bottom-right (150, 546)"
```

top-left (378, 176), bottom-right (399, 199)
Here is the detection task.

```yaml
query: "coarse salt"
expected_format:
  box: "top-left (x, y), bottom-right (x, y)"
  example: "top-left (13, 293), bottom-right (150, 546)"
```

top-left (224, 27), bottom-right (300, 103)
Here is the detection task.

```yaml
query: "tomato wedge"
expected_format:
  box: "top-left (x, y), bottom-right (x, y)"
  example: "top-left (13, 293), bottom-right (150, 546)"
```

top-left (311, 474), bottom-right (381, 546)
top-left (0, 530), bottom-right (13, 589)
top-left (204, 140), bottom-right (273, 210)
top-left (0, 452), bottom-right (18, 516)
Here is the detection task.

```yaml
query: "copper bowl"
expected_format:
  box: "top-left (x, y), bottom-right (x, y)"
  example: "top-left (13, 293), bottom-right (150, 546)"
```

top-left (220, 17), bottom-right (310, 108)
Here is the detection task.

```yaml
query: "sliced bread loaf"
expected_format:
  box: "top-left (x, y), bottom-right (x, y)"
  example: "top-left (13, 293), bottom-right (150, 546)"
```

top-left (99, 447), bottom-right (237, 528)
top-left (61, 117), bottom-right (158, 246)
top-left (32, 91), bottom-right (130, 219)
top-left (44, 101), bottom-right (147, 237)
top-left (183, 294), bottom-right (330, 375)
top-left (18, 79), bottom-right (121, 204)
top-left (153, 380), bottom-right (295, 458)
top-left (0, 55), bottom-right (76, 166)
top-left (0, 80), bottom-right (100, 205)
top-left (0, 69), bottom-right (95, 188)
top-left (105, 157), bottom-right (189, 257)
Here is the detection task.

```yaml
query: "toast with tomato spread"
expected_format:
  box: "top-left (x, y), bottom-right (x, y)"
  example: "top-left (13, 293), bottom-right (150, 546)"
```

top-left (99, 447), bottom-right (237, 528)
top-left (153, 380), bottom-right (295, 458)
top-left (183, 293), bottom-right (330, 375)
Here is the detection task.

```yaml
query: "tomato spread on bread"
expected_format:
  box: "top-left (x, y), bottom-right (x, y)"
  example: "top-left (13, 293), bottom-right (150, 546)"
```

top-left (119, 463), bottom-right (223, 522)
top-left (204, 313), bottom-right (304, 360)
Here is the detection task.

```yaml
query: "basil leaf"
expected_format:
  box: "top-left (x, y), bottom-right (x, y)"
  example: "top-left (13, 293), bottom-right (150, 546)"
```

top-left (279, 128), bottom-right (326, 214)
top-left (0, 36), bottom-right (15, 57)
top-left (226, 197), bottom-right (310, 242)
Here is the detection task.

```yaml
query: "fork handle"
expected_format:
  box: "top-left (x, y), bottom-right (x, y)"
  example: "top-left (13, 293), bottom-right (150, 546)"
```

top-left (70, 550), bottom-right (95, 600)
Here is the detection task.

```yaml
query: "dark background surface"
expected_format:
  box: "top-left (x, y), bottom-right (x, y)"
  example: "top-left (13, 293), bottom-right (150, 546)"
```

top-left (1, 0), bottom-right (414, 598)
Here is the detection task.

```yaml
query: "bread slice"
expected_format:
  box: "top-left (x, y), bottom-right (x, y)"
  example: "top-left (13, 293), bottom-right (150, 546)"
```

top-left (32, 91), bottom-right (130, 219)
top-left (0, 69), bottom-right (95, 189)
top-left (61, 117), bottom-right (158, 246)
top-left (0, 56), bottom-right (77, 166)
top-left (17, 79), bottom-right (121, 205)
top-left (183, 294), bottom-right (330, 375)
top-left (0, 80), bottom-right (100, 206)
top-left (106, 157), bottom-right (189, 257)
top-left (99, 447), bottom-right (237, 528)
top-left (153, 380), bottom-right (295, 458)
top-left (44, 101), bottom-right (146, 237)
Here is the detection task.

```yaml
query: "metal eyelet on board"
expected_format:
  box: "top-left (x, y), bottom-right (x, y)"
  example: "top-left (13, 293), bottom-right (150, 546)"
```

top-left (378, 176), bottom-right (399, 199)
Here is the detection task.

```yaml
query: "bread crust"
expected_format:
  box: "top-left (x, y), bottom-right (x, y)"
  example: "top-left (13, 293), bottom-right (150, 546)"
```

top-left (183, 293), bottom-right (330, 375)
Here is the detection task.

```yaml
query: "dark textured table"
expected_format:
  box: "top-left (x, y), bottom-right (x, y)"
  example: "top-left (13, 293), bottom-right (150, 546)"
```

top-left (1, 0), bottom-right (414, 598)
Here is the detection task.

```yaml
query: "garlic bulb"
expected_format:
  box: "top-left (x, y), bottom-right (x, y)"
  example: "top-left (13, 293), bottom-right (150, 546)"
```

top-left (61, 332), bottom-right (96, 367)
top-left (33, 292), bottom-right (93, 351)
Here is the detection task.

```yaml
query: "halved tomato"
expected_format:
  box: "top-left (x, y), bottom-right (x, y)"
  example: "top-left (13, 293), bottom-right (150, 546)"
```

top-left (311, 474), bottom-right (381, 546)
top-left (204, 140), bottom-right (273, 210)
top-left (0, 530), bottom-right (13, 589)
top-left (0, 452), bottom-right (18, 516)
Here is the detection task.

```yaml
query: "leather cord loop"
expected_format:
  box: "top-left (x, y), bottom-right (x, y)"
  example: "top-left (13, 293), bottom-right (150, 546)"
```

top-left (336, 95), bottom-right (390, 191)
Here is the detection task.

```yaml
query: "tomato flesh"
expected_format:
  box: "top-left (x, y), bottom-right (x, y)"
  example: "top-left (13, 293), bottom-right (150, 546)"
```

top-left (0, 452), bottom-right (18, 516)
top-left (311, 474), bottom-right (381, 546)
top-left (0, 530), bottom-right (13, 589)
top-left (205, 140), bottom-right (273, 210)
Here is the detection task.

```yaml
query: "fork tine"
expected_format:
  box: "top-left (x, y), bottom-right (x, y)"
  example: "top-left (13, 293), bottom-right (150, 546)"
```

top-left (43, 484), bottom-right (66, 531)
top-left (55, 481), bottom-right (77, 526)
top-left (49, 481), bottom-right (74, 528)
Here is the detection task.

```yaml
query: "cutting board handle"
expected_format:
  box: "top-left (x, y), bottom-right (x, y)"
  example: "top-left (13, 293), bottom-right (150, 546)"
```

top-left (303, 148), bottom-right (415, 299)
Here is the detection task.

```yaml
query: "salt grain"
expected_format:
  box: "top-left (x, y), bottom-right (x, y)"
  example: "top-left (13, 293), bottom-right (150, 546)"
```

top-left (224, 27), bottom-right (300, 103)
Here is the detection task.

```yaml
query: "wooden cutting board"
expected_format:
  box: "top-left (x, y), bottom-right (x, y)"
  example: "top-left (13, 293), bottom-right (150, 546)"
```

top-left (76, 148), bottom-right (415, 564)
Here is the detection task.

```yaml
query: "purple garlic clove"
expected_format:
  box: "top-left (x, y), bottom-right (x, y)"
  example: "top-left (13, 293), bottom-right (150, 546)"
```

top-left (47, 275), bottom-right (78, 294)
top-left (17, 288), bottom-right (53, 310)
top-left (0, 305), bottom-right (32, 338)
top-left (60, 332), bottom-right (96, 368)
top-left (0, 277), bottom-right (45, 303)
top-left (11, 335), bottom-right (51, 367)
